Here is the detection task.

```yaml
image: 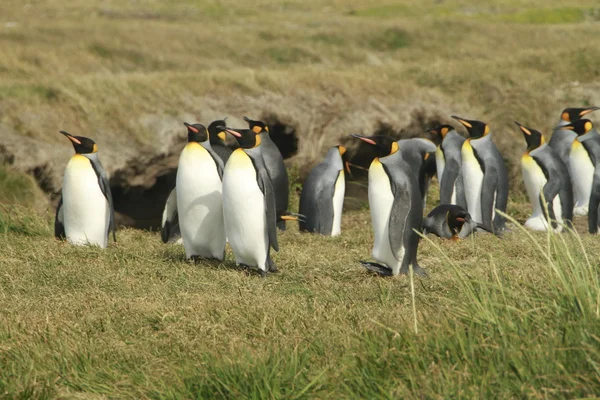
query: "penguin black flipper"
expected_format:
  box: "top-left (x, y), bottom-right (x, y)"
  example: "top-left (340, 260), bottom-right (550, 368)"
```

top-left (161, 187), bottom-right (181, 243)
top-left (480, 168), bottom-right (500, 235)
top-left (588, 170), bottom-right (600, 234)
top-left (439, 159), bottom-right (461, 204)
top-left (256, 162), bottom-right (279, 252)
top-left (54, 196), bottom-right (66, 239)
top-left (89, 157), bottom-right (116, 242)
top-left (538, 170), bottom-right (562, 230)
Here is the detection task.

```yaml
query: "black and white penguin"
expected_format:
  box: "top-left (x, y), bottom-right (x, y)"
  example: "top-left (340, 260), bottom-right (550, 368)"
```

top-left (452, 116), bottom-right (508, 234)
top-left (243, 117), bottom-right (289, 230)
top-left (221, 126), bottom-right (280, 276)
top-left (397, 138), bottom-right (437, 206)
top-left (350, 134), bottom-right (426, 277)
top-left (423, 204), bottom-right (490, 240)
top-left (298, 145), bottom-right (348, 236)
top-left (55, 131), bottom-right (116, 248)
top-left (176, 122), bottom-right (226, 260)
top-left (516, 121), bottom-right (573, 232)
top-left (428, 124), bottom-right (467, 208)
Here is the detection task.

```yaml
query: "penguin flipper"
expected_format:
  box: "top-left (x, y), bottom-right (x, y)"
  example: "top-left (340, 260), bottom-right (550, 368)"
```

top-left (480, 169), bottom-right (499, 234)
top-left (359, 261), bottom-right (393, 276)
top-left (257, 166), bottom-right (279, 252)
top-left (161, 187), bottom-right (181, 243)
top-left (439, 160), bottom-right (460, 204)
top-left (89, 158), bottom-right (116, 242)
top-left (588, 170), bottom-right (600, 234)
top-left (540, 178), bottom-right (561, 229)
top-left (388, 179), bottom-right (419, 263)
top-left (54, 196), bottom-right (65, 240)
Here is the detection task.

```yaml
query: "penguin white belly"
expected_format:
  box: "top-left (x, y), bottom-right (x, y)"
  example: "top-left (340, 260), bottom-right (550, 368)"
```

top-left (435, 146), bottom-right (445, 192)
top-left (368, 159), bottom-right (401, 273)
top-left (331, 170), bottom-right (345, 237)
top-left (461, 141), bottom-right (484, 223)
top-left (223, 149), bottom-right (269, 270)
top-left (521, 155), bottom-right (550, 231)
top-left (570, 141), bottom-right (594, 216)
top-left (62, 155), bottom-right (109, 248)
top-left (176, 143), bottom-right (225, 259)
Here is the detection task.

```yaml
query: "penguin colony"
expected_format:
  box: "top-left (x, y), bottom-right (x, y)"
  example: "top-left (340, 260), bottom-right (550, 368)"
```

top-left (55, 107), bottom-right (600, 277)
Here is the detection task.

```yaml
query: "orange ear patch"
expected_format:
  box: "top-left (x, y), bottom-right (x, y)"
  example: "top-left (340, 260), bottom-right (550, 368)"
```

top-left (252, 126), bottom-right (262, 134)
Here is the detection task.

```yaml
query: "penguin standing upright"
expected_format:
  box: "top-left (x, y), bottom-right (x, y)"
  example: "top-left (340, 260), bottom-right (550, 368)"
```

top-left (221, 126), bottom-right (280, 276)
top-left (55, 131), bottom-right (116, 248)
top-left (428, 124), bottom-right (467, 208)
top-left (423, 204), bottom-right (491, 240)
top-left (176, 122), bottom-right (226, 260)
top-left (561, 119), bottom-right (600, 232)
top-left (208, 118), bottom-right (233, 164)
top-left (548, 106), bottom-right (599, 168)
top-left (397, 138), bottom-right (437, 206)
top-left (299, 145), bottom-right (348, 236)
top-left (452, 116), bottom-right (508, 234)
top-left (350, 134), bottom-right (426, 277)
top-left (516, 121), bottom-right (573, 231)
top-left (243, 117), bottom-right (289, 230)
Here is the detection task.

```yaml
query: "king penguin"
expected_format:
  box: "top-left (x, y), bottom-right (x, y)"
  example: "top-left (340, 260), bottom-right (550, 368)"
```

top-left (221, 126), bottom-right (280, 277)
top-left (298, 145), bottom-right (349, 236)
top-left (350, 134), bottom-right (426, 277)
top-left (397, 138), bottom-right (437, 206)
top-left (243, 117), bottom-right (289, 230)
top-left (423, 204), bottom-right (491, 240)
top-left (561, 119), bottom-right (600, 232)
top-left (175, 122), bottom-right (226, 260)
top-left (548, 106), bottom-right (599, 168)
top-left (208, 118), bottom-right (233, 164)
top-left (428, 124), bottom-right (467, 208)
top-left (452, 116), bottom-right (508, 234)
top-left (516, 121), bottom-right (573, 232)
top-left (55, 130), bottom-right (116, 248)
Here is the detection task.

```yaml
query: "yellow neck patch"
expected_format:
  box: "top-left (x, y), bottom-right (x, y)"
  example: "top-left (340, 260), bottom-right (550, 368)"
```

top-left (218, 131), bottom-right (227, 141)
top-left (338, 146), bottom-right (347, 156)
top-left (390, 142), bottom-right (399, 155)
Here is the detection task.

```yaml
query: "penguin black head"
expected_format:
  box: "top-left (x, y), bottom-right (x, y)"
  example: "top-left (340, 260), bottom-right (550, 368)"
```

top-left (451, 116), bottom-right (490, 139)
top-left (560, 119), bottom-right (594, 136)
top-left (60, 131), bottom-right (97, 154)
top-left (222, 126), bottom-right (261, 149)
top-left (350, 134), bottom-right (399, 158)
top-left (208, 118), bottom-right (228, 143)
top-left (560, 106), bottom-right (600, 123)
top-left (427, 124), bottom-right (455, 140)
top-left (243, 116), bottom-right (269, 134)
top-left (447, 207), bottom-right (470, 235)
top-left (184, 122), bottom-right (208, 143)
top-left (514, 121), bottom-right (544, 151)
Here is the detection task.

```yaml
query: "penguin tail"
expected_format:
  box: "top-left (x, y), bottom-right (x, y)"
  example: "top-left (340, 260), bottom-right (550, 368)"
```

top-left (359, 261), bottom-right (394, 277)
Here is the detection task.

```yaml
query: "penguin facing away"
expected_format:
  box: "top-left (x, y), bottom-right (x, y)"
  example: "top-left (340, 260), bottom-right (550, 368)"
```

top-left (350, 134), bottom-right (426, 277)
top-left (397, 138), bottom-right (437, 206)
top-left (428, 124), bottom-right (467, 209)
top-left (55, 130), bottom-right (116, 248)
top-left (176, 122), bottom-right (226, 260)
top-left (243, 116), bottom-right (290, 231)
top-left (299, 145), bottom-right (349, 236)
top-left (452, 116), bottom-right (508, 235)
top-left (221, 126), bottom-right (280, 277)
top-left (563, 118), bottom-right (600, 217)
top-left (516, 121), bottom-right (573, 232)
top-left (548, 106), bottom-right (599, 168)
top-left (423, 204), bottom-right (491, 240)
top-left (561, 119), bottom-right (600, 233)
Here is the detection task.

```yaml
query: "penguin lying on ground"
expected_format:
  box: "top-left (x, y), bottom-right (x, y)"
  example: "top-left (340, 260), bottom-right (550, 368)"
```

top-left (452, 116), bottom-right (508, 235)
top-left (299, 145), bottom-right (348, 236)
top-left (516, 121), bottom-right (573, 232)
top-left (561, 119), bottom-right (600, 233)
top-left (429, 124), bottom-right (467, 209)
top-left (350, 134), bottom-right (426, 277)
top-left (221, 125), bottom-right (281, 277)
top-left (55, 130), bottom-right (116, 248)
top-left (397, 138), bottom-right (437, 206)
top-left (423, 204), bottom-right (492, 240)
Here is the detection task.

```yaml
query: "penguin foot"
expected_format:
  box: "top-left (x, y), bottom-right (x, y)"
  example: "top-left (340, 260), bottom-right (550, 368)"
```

top-left (268, 259), bottom-right (279, 273)
top-left (239, 263), bottom-right (269, 278)
top-left (259, 269), bottom-right (268, 278)
top-left (190, 256), bottom-right (222, 264)
top-left (409, 265), bottom-right (427, 277)
top-left (359, 261), bottom-right (394, 277)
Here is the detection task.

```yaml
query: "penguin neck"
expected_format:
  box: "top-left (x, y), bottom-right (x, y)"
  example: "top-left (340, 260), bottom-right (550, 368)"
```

top-left (443, 130), bottom-right (461, 141)
top-left (578, 128), bottom-right (600, 143)
top-left (556, 119), bottom-right (569, 128)
top-left (187, 140), bottom-right (213, 151)
top-left (324, 147), bottom-right (344, 169)
top-left (470, 133), bottom-right (492, 144)
top-left (80, 152), bottom-right (99, 163)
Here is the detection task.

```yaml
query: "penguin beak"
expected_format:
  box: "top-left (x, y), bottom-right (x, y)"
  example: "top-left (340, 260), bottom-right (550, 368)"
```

top-left (514, 121), bottom-right (532, 136)
top-left (450, 115), bottom-right (472, 129)
top-left (60, 130), bottom-right (82, 145)
top-left (221, 127), bottom-right (242, 138)
top-left (184, 122), bottom-right (199, 133)
top-left (580, 106), bottom-right (600, 117)
top-left (455, 217), bottom-right (466, 222)
top-left (350, 134), bottom-right (377, 145)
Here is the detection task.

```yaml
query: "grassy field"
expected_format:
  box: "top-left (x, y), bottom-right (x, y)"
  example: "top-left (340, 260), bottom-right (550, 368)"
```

top-left (2, 0), bottom-right (600, 398)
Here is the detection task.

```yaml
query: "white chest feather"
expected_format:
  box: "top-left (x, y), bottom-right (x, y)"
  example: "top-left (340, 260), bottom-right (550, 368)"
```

top-left (331, 170), bottom-right (345, 236)
top-left (62, 155), bottom-right (109, 248)
top-left (521, 154), bottom-right (564, 231)
top-left (569, 141), bottom-right (594, 216)
top-left (461, 140), bottom-right (484, 222)
top-left (435, 146), bottom-right (445, 192)
top-left (222, 149), bottom-right (269, 270)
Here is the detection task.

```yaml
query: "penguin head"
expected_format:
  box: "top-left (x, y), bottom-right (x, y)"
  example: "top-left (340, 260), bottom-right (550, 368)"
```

top-left (560, 119), bottom-right (594, 136)
top-left (208, 118), bottom-right (228, 143)
top-left (222, 126), bottom-right (261, 149)
top-left (60, 131), bottom-right (97, 154)
top-left (350, 134), bottom-right (399, 158)
top-left (243, 116), bottom-right (269, 134)
top-left (514, 121), bottom-right (544, 151)
top-left (451, 116), bottom-right (490, 139)
top-left (184, 122), bottom-right (209, 143)
top-left (560, 106), bottom-right (600, 123)
top-left (427, 124), bottom-right (455, 140)
top-left (446, 207), bottom-right (470, 235)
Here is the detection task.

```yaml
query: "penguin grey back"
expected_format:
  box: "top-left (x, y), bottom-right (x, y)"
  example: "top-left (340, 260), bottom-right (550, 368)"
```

top-left (397, 138), bottom-right (437, 204)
